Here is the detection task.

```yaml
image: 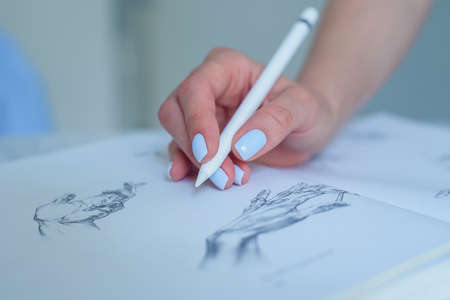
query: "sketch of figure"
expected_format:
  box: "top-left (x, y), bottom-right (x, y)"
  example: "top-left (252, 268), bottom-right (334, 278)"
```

top-left (435, 189), bottom-right (450, 199)
top-left (201, 183), bottom-right (351, 267)
top-left (34, 182), bottom-right (145, 236)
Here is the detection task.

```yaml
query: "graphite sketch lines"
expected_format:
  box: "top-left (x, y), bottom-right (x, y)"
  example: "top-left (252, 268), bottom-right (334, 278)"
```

top-left (435, 189), bottom-right (450, 200)
top-left (33, 182), bottom-right (145, 236)
top-left (201, 183), bottom-right (351, 266)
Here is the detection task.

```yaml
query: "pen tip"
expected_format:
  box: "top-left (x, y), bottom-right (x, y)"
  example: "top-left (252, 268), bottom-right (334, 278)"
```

top-left (195, 171), bottom-right (209, 188)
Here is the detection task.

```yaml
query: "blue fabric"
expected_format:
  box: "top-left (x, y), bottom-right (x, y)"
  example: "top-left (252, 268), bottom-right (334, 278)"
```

top-left (0, 32), bottom-right (52, 135)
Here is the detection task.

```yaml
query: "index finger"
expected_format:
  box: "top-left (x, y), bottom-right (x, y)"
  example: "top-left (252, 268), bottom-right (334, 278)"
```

top-left (175, 63), bottom-right (224, 164)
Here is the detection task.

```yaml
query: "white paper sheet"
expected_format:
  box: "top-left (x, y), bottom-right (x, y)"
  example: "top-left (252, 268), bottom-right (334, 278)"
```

top-left (1, 114), bottom-right (450, 299)
top-left (296, 113), bottom-right (450, 222)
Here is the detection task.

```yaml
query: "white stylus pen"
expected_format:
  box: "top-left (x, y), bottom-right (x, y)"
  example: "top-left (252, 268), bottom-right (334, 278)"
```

top-left (195, 7), bottom-right (319, 188)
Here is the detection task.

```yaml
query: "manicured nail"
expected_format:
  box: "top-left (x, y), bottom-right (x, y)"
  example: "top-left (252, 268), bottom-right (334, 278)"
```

top-left (167, 161), bottom-right (173, 180)
top-left (234, 165), bottom-right (244, 185)
top-left (235, 129), bottom-right (267, 160)
top-left (192, 133), bottom-right (208, 163)
top-left (209, 168), bottom-right (228, 190)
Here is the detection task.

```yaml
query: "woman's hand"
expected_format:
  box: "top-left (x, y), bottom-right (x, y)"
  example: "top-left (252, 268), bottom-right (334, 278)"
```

top-left (158, 47), bottom-right (339, 190)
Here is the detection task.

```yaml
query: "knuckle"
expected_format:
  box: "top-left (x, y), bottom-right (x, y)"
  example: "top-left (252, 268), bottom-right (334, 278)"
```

top-left (158, 101), bottom-right (170, 125)
top-left (206, 47), bottom-right (245, 66)
top-left (260, 105), bottom-right (294, 130)
top-left (207, 46), bottom-right (231, 58)
top-left (177, 78), bottom-right (196, 98)
top-left (204, 48), bottom-right (256, 82)
top-left (186, 110), bottom-right (205, 125)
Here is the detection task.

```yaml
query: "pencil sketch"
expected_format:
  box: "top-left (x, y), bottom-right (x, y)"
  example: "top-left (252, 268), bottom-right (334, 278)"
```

top-left (34, 182), bottom-right (146, 236)
top-left (201, 183), bottom-right (352, 267)
top-left (435, 189), bottom-right (450, 199)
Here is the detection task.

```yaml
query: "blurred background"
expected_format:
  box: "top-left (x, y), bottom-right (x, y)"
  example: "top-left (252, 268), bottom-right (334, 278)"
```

top-left (0, 0), bottom-right (449, 136)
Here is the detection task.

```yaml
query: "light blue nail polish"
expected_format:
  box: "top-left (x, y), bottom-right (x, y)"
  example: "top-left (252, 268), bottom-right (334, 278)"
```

top-left (167, 161), bottom-right (173, 180)
top-left (209, 168), bottom-right (228, 190)
top-left (234, 165), bottom-right (244, 185)
top-left (235, 129), bottom-right (267, 160)
top-left (192, 133), bottom-right (208, 163)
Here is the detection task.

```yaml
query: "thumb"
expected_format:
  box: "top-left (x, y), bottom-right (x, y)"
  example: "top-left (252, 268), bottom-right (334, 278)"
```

top-left (231, 86), bottom-right (318, 162)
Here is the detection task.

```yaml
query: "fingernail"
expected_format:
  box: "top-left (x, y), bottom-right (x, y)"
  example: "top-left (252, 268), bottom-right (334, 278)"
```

top-left (235, 129), bottom-right (267, 160)
top-left (167, 161), bottom-right (173, 180)
top-left (192, 133), bottom-right (208, 163)
top-left (209, 168), bottom-right (228, 190)
top-left (234, 165), bottom-right (244, 185)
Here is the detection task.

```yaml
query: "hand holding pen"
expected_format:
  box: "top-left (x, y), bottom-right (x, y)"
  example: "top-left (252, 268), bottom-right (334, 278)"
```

top-left (159, 1), bottom-right (432, 190)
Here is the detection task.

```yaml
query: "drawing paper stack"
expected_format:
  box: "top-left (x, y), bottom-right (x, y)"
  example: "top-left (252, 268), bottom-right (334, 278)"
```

top-left (1, 113), bottom-right (449, 299)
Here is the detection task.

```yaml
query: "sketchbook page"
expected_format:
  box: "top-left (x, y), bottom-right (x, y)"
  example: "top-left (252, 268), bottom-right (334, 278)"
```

top-left (295, 113), bottom-right (450, 223)
top-left (1, 131), bottom-right (450, 300)
top-left (335, 251), bottom-right (450, 299)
